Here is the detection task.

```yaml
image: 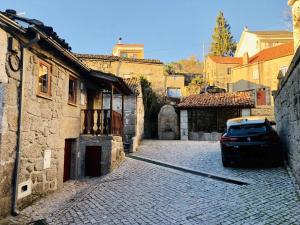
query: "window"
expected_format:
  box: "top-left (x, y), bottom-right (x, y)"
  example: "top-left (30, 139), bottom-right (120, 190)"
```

top-left (228, 123), bottom-right (268, 136)
top-left (252, 70), bottom-right (259, 80)
top-left (227, 67), bottom-right (232, 75)
top-left (280, 66), bottom-right (288, 76)
top-left (167, 88), bottom-right (181, 98)
top-left (38, 62), bottom-right (51, 96)
top-left (68, 76), bottom-right (78, 104)
top-left (121, 52), bottom-right (128, 58)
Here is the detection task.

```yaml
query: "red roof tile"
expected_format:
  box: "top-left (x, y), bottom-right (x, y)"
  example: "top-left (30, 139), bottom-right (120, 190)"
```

top-left (209, 56), bottom-right (243, 64)
top-left (249, 42), bottom-right (294, 63)
top-left (177, 92), bottom-right (254, 109)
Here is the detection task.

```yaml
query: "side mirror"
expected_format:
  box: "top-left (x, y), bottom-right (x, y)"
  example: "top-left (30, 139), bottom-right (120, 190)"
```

top-left (270, 121), bottom-right (276, 126)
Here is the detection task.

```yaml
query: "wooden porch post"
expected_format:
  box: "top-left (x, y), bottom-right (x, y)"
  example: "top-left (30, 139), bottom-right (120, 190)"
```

top-left (110, 85), bottom-right (114, 134)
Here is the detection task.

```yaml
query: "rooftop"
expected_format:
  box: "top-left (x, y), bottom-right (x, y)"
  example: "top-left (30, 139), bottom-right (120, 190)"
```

top-left (248, 30), bottom-right (293, 36)
top-left (249, 42), bottom-right (294, 64)
top-left (177, 92), bottom-right (254, 109)
top-left (75, 53), bottom-right (163, 64)
top-left (208, 56), bottom-right (243, 65)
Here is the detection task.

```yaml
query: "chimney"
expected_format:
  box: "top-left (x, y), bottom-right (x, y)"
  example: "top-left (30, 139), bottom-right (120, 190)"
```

top-left (118, 37), bottom-right (122, 44)
top-left (288, 0), bottom-right (300, 52)
top-left (243, 53), bottom-right (249, 65)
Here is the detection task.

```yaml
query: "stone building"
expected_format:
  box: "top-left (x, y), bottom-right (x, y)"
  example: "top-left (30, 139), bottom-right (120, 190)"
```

top-left (0, 10), bottom-right (131, 218)
top-left (231, 42), bottom-right (294, 120)
top-left (76, 53), bottom-right (166, 95)
top-left (204, 55), bottom-right (243, 90)
top-left (102, 77), bottom-right (144, 152)
top-left (274, 0), bottom-right (300, 186)
top-left (178, 92), bottom-right (254, 141)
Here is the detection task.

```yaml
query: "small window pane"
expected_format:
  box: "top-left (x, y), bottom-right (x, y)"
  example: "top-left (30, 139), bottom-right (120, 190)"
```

top-left (69, 77), bottom-right (77, 104)
top-left (39, 64), bottom-right (50, 94)
top-left (167, 88), bottom-right (181, 98)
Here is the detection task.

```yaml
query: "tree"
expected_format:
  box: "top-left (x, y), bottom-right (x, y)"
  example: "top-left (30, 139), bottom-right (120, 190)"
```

top-left (185, 76), bottom-right (206, 95)
top-left (140, 77), bottom-right (168, 138)
top-left (210, 11), bottom-right (236, 56)
top-left (164, 55), bottom-right (203, 74)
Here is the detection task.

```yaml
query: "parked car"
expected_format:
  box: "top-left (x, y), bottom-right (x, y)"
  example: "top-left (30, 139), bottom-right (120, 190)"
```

top-left (200, 85), bottom-right (226, 94)
top-left (220, 116), bottom-right (283, 167)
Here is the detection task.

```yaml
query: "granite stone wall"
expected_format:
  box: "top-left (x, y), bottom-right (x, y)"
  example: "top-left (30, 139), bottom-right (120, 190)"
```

top-left (275, 57), bottom-right (300, 186)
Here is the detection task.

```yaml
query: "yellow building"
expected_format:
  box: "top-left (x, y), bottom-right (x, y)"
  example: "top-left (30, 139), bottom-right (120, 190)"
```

top-left (112, 42), bottom-right (144, 59)
top-left (231, 42), bottom-right (294, 118)
top-left (77, 42), bottom-right (186, 97)
top-left (235, 28), bottom-right (293, 57)
top-left (204, 55), bottom-right (242, 90)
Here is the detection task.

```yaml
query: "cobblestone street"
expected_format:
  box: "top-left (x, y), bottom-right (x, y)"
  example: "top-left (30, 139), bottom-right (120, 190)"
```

top-left (8, 141), bottom-right (300, 225)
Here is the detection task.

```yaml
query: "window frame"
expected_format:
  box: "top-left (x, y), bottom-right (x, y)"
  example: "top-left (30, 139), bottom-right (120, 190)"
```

top-left (68, 74), bottom-right (78, 105)
top-left (167, 87), bottom-right (181, 98)
top-left (252, 69), bottom-right (259, 80)
top-left (37, 61), bottom-right (52, 98)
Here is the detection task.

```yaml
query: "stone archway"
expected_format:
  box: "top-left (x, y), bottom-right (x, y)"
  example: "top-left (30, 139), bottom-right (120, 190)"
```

top-left (158, 105), bottom-right (179, 140)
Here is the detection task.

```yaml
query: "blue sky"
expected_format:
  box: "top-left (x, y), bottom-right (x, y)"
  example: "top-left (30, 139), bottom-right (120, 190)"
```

top-left (1, 0), bottom-right (289, 63)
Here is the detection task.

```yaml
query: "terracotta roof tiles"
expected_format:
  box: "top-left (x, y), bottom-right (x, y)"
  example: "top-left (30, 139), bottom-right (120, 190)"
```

top-left (75, 53), bottom-right (163, 64)
top-left (249, 42), bottom-right (294, 63)
top-left (209, 56), bottom-right (243, 64)
top-left (177, 92), bottom-right (254, 109)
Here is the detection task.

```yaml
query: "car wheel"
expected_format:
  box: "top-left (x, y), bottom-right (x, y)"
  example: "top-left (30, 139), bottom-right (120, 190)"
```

top-left (221, 151), bottom-right (231, 167)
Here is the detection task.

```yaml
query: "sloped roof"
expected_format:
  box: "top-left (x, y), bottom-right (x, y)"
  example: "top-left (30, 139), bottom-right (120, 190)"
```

top-left (249, 42), bottom-right (294, 64)
top-left (208, 56), bottom-right (243, 64)
top-left (75, 53), bottom-right (163, 64)
top-left (177, 92), bottom-right (254, 109)
top-left (124, 77), bottom-right (141, 95)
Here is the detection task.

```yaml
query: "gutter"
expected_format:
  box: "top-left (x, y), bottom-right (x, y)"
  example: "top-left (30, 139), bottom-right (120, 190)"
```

top-left (12, 32), bottom-right (40, 216)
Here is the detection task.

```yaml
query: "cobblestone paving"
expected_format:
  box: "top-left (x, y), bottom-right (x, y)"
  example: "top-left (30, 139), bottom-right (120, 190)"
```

top-left (8, 140), bottom-right (300, 225)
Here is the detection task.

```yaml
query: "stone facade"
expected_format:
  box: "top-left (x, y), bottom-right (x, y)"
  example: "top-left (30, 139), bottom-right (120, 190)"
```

top-left (158, 105), bottom-right (179, 140)
top-left (78, 56), bottom-right (165, 95)
top-left (274, 57), bottom-right (300, 186)
top-left (274, 1), bottom-right (300, 187)
top-left (79, 135), bottom-right (124, 177)
top-left (0, 24), bottom-right (127, 218)
top-left (103, 92), bottom-right (144, 152)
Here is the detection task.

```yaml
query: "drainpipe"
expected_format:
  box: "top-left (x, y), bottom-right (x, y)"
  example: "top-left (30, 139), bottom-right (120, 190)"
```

top-left (12, 32), bottom-right (40, 216)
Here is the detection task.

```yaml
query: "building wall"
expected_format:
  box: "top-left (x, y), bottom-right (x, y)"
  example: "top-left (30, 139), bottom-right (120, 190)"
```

top-left (103, 92), bottom-right (144, 153)
top-left (112, 45), bottom-right (144, 59)
top-left (275, 56), bottom-right (300, 186)
top-left (235, 32), bottom-right (259, 57)
top-left (165, 75), bottom-right (186, 97)
top-left (235, 31), bottom-right (293, 57)
top-left (205, 57), bottom-right (239, 90)
top-left (81, 59), bottom-right (165, 95)
top-left (232, 55), bottom-right (293, 105)
top-left (0, 28), bottom-right (88, 217)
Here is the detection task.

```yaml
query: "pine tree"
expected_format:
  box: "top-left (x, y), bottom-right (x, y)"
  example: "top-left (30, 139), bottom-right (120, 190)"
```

top-left (210, 11), bottom-right (236, 56)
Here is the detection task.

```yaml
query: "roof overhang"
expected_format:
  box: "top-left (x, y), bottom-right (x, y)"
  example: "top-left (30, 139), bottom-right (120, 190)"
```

top-left (89, 70), bottom-right (132, 95)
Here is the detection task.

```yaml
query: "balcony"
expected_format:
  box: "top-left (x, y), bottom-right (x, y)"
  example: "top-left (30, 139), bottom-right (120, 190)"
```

top-left (81, 109), bottom-right (123, 136)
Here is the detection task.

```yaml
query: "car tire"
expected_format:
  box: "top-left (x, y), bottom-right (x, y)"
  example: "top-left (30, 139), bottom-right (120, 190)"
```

top-left (221, 151), bottom-right (231, 167)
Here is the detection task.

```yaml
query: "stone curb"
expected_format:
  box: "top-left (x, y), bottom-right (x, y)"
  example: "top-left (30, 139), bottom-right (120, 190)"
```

top-left (127, 155), bottom-right (251, 186)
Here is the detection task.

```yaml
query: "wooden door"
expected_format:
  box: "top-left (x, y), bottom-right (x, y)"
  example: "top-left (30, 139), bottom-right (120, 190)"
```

top-left (257, 90), bottom-right (266, 106)
top-left (63, 139), bottom-right (72, 182)
top-left (85, 146), bottom-right (101, 177)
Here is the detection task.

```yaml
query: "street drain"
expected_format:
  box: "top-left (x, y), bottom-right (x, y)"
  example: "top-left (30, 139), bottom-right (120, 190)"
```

top-left (127, 155), bottom-right (250, 186)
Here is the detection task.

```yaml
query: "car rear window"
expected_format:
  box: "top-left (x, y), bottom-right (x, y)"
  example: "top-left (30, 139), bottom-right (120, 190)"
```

top-left (228, 123), bottom-right (268, 136)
